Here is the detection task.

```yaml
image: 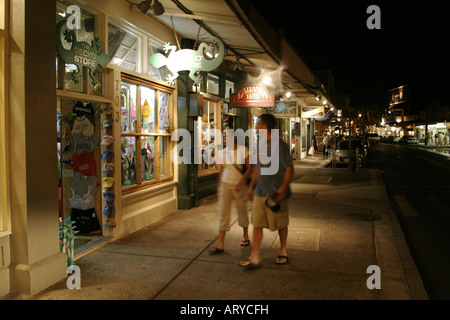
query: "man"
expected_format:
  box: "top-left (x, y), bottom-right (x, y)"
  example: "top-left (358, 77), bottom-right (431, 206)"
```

top-left (240, 114), bottom-right (293, 269)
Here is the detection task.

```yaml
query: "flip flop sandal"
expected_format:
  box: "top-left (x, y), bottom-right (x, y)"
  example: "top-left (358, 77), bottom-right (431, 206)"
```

top-left (208, 248), bottom-right (224, 255)
top-left (275, 255), bottom-right (289, 265)
top-left (239, 260), bottom-right (261, 270)
top-left (240, 240), bottom-right (250, 247)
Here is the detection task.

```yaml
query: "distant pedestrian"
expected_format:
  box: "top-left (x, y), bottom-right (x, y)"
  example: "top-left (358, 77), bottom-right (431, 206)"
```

top-left (322, 132), bottom-right (329, 159)
top-left (208, 134), bottom-right (252, 254)
top-left (240, 114), bottom-right (293, 269)
top-left (311, 131), bottom-right (318, 159)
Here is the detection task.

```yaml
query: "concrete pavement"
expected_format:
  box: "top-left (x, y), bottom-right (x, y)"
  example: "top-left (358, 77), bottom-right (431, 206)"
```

top-left (2, 158), bottom-right (428, 301)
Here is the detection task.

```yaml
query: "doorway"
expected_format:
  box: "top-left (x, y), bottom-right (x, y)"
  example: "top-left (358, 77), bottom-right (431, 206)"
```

top-left (57, 98), bottom-right (104, 254)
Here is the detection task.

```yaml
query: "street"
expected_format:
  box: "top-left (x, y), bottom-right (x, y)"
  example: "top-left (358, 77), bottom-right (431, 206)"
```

top-left (365, 143), bottom-right (450, 299)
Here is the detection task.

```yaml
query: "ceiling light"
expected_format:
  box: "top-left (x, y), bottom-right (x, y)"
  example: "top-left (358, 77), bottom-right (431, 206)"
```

top-left (137, 0), bottom-right (152, 14)
top-left (285, 92), bottom-right (292, 98)
top-left (315, 95), bottom-right (320, 101)
top-left (153, 0), bottom-right (165, 16)
top-left (262, 76), bottom-right (271, 86)
top-left (322, 100), bottom-right (327, 105)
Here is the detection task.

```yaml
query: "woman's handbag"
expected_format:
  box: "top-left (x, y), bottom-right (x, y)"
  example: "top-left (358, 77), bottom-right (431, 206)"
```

top-left (308, 146), bottom-right (315, 156)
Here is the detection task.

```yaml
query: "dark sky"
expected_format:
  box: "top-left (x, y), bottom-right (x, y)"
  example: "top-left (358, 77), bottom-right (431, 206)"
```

top-left (248, 0), bottom-right (450, 108)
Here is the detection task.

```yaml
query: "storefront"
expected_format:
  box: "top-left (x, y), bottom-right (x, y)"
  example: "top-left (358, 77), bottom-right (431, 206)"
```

top-left (1, 0), bottom-right (335, 297)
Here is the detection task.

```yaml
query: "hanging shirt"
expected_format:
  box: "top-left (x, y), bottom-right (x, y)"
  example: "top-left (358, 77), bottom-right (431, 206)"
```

top-left (72, 151), bottom-right (97, 177)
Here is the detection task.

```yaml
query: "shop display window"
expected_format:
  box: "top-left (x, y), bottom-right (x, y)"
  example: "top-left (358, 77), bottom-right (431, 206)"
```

top-left (207, 74), bottom-right (219, 96)
top-left (56, 1), bottom-right (103, 96)
top-left (121, 78), bottom-right (173, 191)
top-left (198, 99), bottom-right (220, 172)
top-left (108, 22), bottom-right (141, 73)
top-left (149, 42), bottom-right (169, 81)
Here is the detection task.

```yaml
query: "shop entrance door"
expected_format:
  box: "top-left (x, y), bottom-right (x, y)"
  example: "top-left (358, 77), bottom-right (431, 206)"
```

top-left (57, 98), bottom-right (104, 251)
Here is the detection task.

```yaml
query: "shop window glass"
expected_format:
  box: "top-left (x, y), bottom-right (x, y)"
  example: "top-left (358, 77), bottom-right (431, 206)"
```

top-left (121, 136), bottom-right (137, 187)
top-left (121, 82), bottom-right (138, 133)
top-left (140, 86), bottom-right (156, 133)
top-left (198, 99), bottom-right (219, 172)
top-left (159, 92), bottom-right (171, 133)
top-left (149, 42), bottom-right (169, 81)
top-left (207, 74), bottom-right (219, 96)
top-left (121, 79), bottom-right (173, 191)
top-left (56, 1), bottom-right (103, 96)
top-left (108, 23), bottom-right (141, 73)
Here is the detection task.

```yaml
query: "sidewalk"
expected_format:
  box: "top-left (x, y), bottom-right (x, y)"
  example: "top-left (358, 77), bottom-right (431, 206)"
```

top-left (2, 158), bottom-right (428, 301)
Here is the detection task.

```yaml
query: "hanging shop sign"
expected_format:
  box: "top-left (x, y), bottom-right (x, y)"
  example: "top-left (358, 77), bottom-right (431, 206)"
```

top-left (301, 106), bottom-right (325, 118)
top-left (56, 20), bottom-right (111, 85)
top-left (266, 101), bottom-right (297, 117)
top-left (149, 37), bottom-right (225, 86)
top-left (231, 85), bottom-right (275, 107)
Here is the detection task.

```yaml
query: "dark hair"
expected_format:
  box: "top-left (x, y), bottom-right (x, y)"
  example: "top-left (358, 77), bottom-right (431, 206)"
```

top-left (258, 113), bottom-right (276, 130)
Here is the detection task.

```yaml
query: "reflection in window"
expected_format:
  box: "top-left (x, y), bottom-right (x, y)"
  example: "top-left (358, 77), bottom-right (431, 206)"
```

top-left (141, 137), bottom-right (155, 182)
top-left (121, 136), bottom-right (136, 187)
top-left (121, 79), bottom-right (173, 191)
top-left (159, 92), bottom-right (170, 133)
top-left (149, 42), bottom-right (169, 81)
top-left (198, 99), bottom-right (219, 171)
top-left (108, 22), bottom-right (141, 72)
top-left (121, 82), bottom-right (138, 133)
top-left (140, 86), bottom-right (156, 133)
top-left (56, 0), bottom-right (102, 95)
top-left (207, 74), bottom-right (219, 95)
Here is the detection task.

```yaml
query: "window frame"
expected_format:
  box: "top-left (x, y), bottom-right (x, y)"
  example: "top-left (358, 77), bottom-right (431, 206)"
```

top-left (120, 74), bottom-right (175, 195)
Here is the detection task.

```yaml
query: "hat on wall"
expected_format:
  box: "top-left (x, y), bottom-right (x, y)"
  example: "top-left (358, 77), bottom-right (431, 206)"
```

top-left (102, 204), bottom-right (115, 216)
top-left (102, 163), bottom-right (115, 175)
top-left (103, 191), bottom-right (115, 203)
top-left (101, 149), bottom-right (114, 160)
top-left (101, 135), bottom-right (115, 146)
top-left (102, 177), bottom-right (114, 188)
top-left (101, 119), bottom-right (114, 128)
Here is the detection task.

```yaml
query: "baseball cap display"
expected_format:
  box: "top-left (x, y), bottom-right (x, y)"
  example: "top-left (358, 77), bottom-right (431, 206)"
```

top-left (103, 191), bottom-right (115, 202)
top-left (101, 135), bottom-right (114, 145)
top-left (101, 149), bottom-right (114, 160)
top-left (102, 177), bottom-right (114, 188)
top-left (102, 163), bottom-right (115, 175)
top-left (102, 204), bottom-right (115, 216)
top-left (101, 119), bottom-right (114, 128)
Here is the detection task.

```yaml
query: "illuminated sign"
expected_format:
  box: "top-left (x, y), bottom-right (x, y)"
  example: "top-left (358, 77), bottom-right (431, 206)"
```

top-left (56, 20), bottom-right (110, 85)
top-left (231, 85), bottom-right (275, 107)
top-left (301, 107), bottom-right (325, 118)
top-left (149, 37), bottom-right (224, 86)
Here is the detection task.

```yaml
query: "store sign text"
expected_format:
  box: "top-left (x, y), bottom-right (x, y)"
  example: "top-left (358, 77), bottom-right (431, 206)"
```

top-left (56, 19), bottom-right (110, 85)
top-left (231, 86), bottom-right (274, 107)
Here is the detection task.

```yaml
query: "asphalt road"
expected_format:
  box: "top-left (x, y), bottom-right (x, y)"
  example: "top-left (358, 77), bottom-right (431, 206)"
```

top-left (365, 143), bottom-right (450, 300)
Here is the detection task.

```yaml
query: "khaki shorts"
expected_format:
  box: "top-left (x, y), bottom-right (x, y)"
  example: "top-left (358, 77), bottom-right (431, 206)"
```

top-left (251, 195), bottom-right (289, 231)
top-left (218, 182), bottom-right (249, 231)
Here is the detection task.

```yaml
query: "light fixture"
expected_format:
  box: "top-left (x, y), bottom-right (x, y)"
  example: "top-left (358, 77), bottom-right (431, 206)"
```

top-left (285, 91), bottom-right (292, 99)
top-left (153, 0), bottom-right (165, 15)
top-left (315, 95), bottom-right (320, 101)
top-left (137, 0), bottom-right (152, 14)
top-left (322, 100), bottom-right (327, 105)
top-left (262, 76), bottom-right (271, 86)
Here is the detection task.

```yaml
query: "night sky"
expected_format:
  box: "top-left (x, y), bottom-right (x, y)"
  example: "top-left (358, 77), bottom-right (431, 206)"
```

top-left (248, 0), bottom-right (450, 109)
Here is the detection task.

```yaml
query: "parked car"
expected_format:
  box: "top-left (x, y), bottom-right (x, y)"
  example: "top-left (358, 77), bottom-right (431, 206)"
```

top-left (399, 135), bottom-right (418, 144)
top-left (386, 136), bottom-right (400, 144)
top-left (366, 133), bottom-right (380, 144)
top-left (334, 139), bottom-right (367, 167)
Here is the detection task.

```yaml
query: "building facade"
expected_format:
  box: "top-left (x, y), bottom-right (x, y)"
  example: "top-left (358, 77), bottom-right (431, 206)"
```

top-left (0, 0), bottom-right (336, 297)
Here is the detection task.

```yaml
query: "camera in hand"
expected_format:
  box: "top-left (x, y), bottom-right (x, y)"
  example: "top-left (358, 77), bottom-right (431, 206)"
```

top-left (265, 196), bottom-right (280, 212)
